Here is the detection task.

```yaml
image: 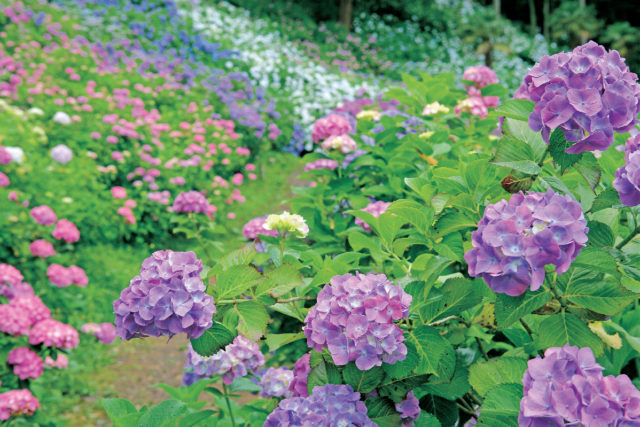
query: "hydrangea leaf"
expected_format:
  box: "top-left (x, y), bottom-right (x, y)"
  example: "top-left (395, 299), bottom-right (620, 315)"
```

top-left (379, 374), bottom-right (431, 402)
top-left (418, 278), bottom-right (483, 324)
top-left (190, 322), bottom-right (235, 357)
top-left (495, 99), bottom-right (535, 121)
top-left (476, 383), bottom-right (522, 426)
top-left (216, 265), bottom-right (261, 299)
top-left (364, 397), bottom-right (402, 425)
top-left (419, 355), bottom-right (470, 400)
top-left (234, 301), bottom-right (269, 341)
top-left (538, 312), bottom-right (605, 356)
top-left (264, 332), bottom-right (305, 352)
top-left (418, 395), bottom-right (458, 426)
top-left (342, 363), bottom-right (384, 393)
top-left (138, 399), bottom-right (187, 427)
top-left (468, 358), bottom-right (527, 397)
top-left (571, 247), bottom-right (620, 277)
top-left (383, 341), bottom-right (420, 379)
top-left (504, 118), bottom-right (547, 160)
top-left (586, 221), bottom-right (615, 248)
top-left (549, 128), bottom-right (583, 173)
top-left (564, 278), bottom-right (637, 315)
top-left (590, 187), bottom-right (621, 212)
top-left (494, 289), bottom-right (551, 328)
top-left (378, 212), bottom-right (408, 246)
top-left (306, 359), bottom-right (342, 395)
top-left (405, 326), bottom-right (451, 376)
top-left (255, 263), bottom-right (303, 297)
top-left (575, 153), bottom-right (601, 189)
top-left (103, 398), bottom-right (138, 425)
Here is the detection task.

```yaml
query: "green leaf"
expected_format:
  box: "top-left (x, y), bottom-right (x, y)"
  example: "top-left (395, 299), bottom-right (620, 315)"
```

top-left (538, 312), bottom-right (604, 356)
top-left (419, 395), bottom-right (459, 426)
top-left (264, 332), bottom-right (305, 352)
top-left (365, 397), bottom-right (404, 426)
top-left (255, 263), bottom-right (304, 297)
top-left (539, 175), bottom-right (574, 197)
top-left (405, 326), bottom-right (451, 376)
top-left (387, 199), bottom-right (431, 235)
top-left (414, 412), bottom-right (442, 427)
top-left (103, 398), bottom-right (137, 424)
top-left (480, 84), bottom-right (507, 98)
top-left (420, 356), bottom-right (470, 400)
top-left (434, 212), bottom-right (476, 236)
top-left (494, 289), bottom-right (551, 328)
top-left (343, 363), bottom-right (384, 393)
top-left (572, 247), bottom-right (619, 277)
top-left (504, 118), bottom-right (547, 160)
top-left (587, 221), bottom-right (615, 248)
top-left (492, 136), bottom-right (535, 163)
top-left (477, 384), bottom-right (522, 426)
top-left (418, 278), bottom-right (483, 324)
top-left (564, 279), bottom-right (637, 315)
top-left (549, 128), bottom-right (583, 172)
top-left (591, 187), bottom-right (621, 212)
top-left (190, 322), bottom-right (235, 357)
top-left (575, 153), bottom-right (601, 189)
top-left (468, 358), bottom-right (527, 397)
top-left (307, 359), bottom-right (342, 394)
top-left (216, 265), bottom-right (261, 299)
top-left (210, 245), bottom-right (256, 274)
top-left (379, 374), bottom-right (431, 402)
top-left (139, 400), bottom-right (187, 427)
top-left (495, 99), bottom-right (534, 121)
top-left (412, 254), bottom-right (454, 284)
top-left (177, 410), bottom-right (215, 427)
top-left (378, 212), bottom-right (408, 245)
top-left (235, 301), bottom-right (269, 341)
top-left (492, 160), bottom-right (542, 175)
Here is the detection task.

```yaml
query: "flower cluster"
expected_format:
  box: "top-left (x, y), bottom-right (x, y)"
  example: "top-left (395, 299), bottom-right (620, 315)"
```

top-left (52, 219), bottom-right (80, 243)
top-left (515, 41), bottom-right (640, 153)
top-left (304, 159), bottom-right (339, 172)
top-left (312, 114), bottom-right (352, 143)
top-left (46, 264), bottom-right (88, 287)
top-left (289, 352), bottom-right (311, 397)
top-left (614, 134), bottom-right (640, 206)
top-left (259, 367), bottom-right (294, 398)
top-left (9, 295), bottom-right (50, 326)
top-left (113, 251), bottom-right (215, 340)
top-left (81, 322), bottom-right (117, 344)
top-left (0, 305), bottom-right (31, 336)
top-left (0, 390), bottom-right (40, 421)
top-left (464, 189), bottom-right (588, 296)
top-left (303, 272), bottom-right (412, 370)
top-left (242, 216), bottom-right (278, 240)
top-left (7, 347), bottom-right (43, 380)
top-left (208, 335), bottom-right (265, 385)
top-left (29, 239), bottom-right (56, 258)
top-left (0, 263), bottom-right (23, 288)
top-left (463, 65), bottom-right (499, 89)
top-left (44, 354), bottom-right (69, 369)
top-left (321, 134), bottom-right (357, 153)
top-left (29, 319), bottom-right (79, 349)
top-left (172, 191), bottom-right (211, 214)
top-left (50, 144), bottom-right (73, 164)
top-left (422, 101), bottom-right (450, 116)
top-left (265, 384), bottom-right (375, 426)
top-left (30, 205), bottom-right (57, 226)
top-left (264, 211), bottom-right (309, 238)
top-left (355, 200), bottom-right (391, 232)
top-left (519, 344), bottom-right (640, 425)
top-left (396, 391), bottom-right (421, 426)
top-left (455, 65), bottom-right (500, 119)
top-left (182, 343), bottom-right (216, 386)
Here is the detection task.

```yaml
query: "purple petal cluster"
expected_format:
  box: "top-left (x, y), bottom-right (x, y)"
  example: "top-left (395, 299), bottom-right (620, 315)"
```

top-left (264, 384), bottom-right (375, 426)
top-left (242, 216), bottom-right (278, 240)
top-left (355, 201), bottom-right (391, 232)
top-left (519, 344), bottom-right (640, 426)
top-left (614, 134), bottom-right (640, 206)
top-left (182, 342), bottom-right (216, 386)
top-left (289, 352), bottom-right (311, 397)
top-left (209, 335), bottom-right (265, 385)
top-left (304, 159), bottom-right (339, 172)
top-left (172, 191), bottom-right (211, 214)
top-left (259, 367), bottom-right (294, 398)
top-left (396, 391), bottom-right (421, 426)
top-left (464, 189), bottom-right (588, 296)
top-left (303, 272), bottom-right (412, 370)
top-left (113, 250), bottom-right (215, 340)
top-left (515, 41), bottom-right (640, 154)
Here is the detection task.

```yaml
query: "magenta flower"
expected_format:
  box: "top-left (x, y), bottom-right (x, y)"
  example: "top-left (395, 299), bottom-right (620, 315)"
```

top-left (30, 205), bottom-right (57, 226)
top-left (172, 191), bottom-right (210, 214)
top-left (0, 304), bottom-right (31, 336)
top-left (0, 389), bottom-right (40, 421)
top-left (355, 200), bottom-right (391, 231)
top-left (463, 65), bottom-right (499, 89)
top-left (464, 190), bottom-right (588, 296)
top-left (9, 295), bottom-right (50, 326)
top-left (289, 352), bottom-right (311, 397)
top-left (304, 158), bottom-right (339, 172)
top-left (312, 114), bottom-right (352, 143)
top-left (8, 347), bottom-right (43, 380)
top-left (29, 239), bottom-right (56, 258)
top-left (44, 354), bottom-right (68, 369)
top-left (242, 216), bottom-right (278, 240)
top-left (29, 318), bottom-right (79, 348)
top-left (52, 219), bottom-right (80, 243)
top-left (47, 264), bottom-right (73, 287)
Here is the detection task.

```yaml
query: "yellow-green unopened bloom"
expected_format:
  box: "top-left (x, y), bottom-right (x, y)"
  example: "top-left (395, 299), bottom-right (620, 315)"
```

top-left (355, 110), bottom-right (381, 121)
top-left (264, 211), bottom-right (309, 238)
top-left (422, 101), bottom-right (449, 116)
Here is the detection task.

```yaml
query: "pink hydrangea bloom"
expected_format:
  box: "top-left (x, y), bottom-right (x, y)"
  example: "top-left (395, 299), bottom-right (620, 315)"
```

top-left (0, 172), bottom-right (9, 187)
top-left (312, 114), bottom-right (352, 143)
top-left (321, 135), bottom-right (357, 153)
top-left (0, 146), bottom-right (12, 165)
top-left (0, 389), bottom-right (40, 420)
top-left (0, 263), bottom-right (23, 286)
top-left (69, 265), bottom-right (88, 287)
top-left (9, 295), bottom-right (50, 326)
top-left (242, 216), bottom-right (279, 240)
top-left (30, 205), bottom-right (57, 225)
top-left (463, 65), bottom-right (499, 89)
top-left (29, 318), bottom-right (79, 349)
top-left (44, 354), bottom-right (68, 369)
top-left (0, 305), bottom-right (31, 336)
top-left (111, 186), bottom-right (127, 199)
top-left (304, 159), bottom-right (339, 171)
top-left (81, 322), bottom-right (116, 343)
top-left (29, 239), bottom-right (56, 258)
top-left (52, 219), bottom-right (80, 243)
top-left (8, 347), bottom-right (43, 380)
top-left (355, 201), bottom-right (391, 231)
top-left (47, 264), bottom-right (73, 287)
top-left (172, 191), bottom-right (210, 214)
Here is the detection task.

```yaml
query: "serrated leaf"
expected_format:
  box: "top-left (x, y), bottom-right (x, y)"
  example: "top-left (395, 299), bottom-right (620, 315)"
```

top-left (571, 247), bottom-right (619, 277)
top-left (216, 265), bottom-right (261, 299)
top-left (177, 410), bottom-right (215, 427)
top-left (587, 221), bottom-right (615, 248)
top-left (477, 384), bottom-right (521, 426)
top-left (495, 99), bottom-right (534, 121)
top-left (591, 187), bottom-right (620, 212)
top-left (468, 358), bottom-right (527, 397)
top-left (138, 400), bottom-right (186, 427)
top-left (378, 212), bottom-right (408, 245)
top-left (564, 279), bottom-right (637, 315)
top-left (405, 326), bottom-right (450, 376)
top-left (264, 332), bottom-right (305, 352)
top-left (255, 263), bottom-right (303, 297)
top-left (235, 301), bottom-right (269, 341)
top-left (494, 289), bottom-right (551, 328)
top-left (103, 398), bottom-right (137, 424)
top-left (538, 312), bottom-right (604, 356)
top-left (549, 128), bottom-right (583, 172)
top-left (504, 118), bottom-right (547, 160)
top-left (575, 153), bottom-right (601, 189)
top-left (307, 359), bottom-right (342, 394)
top-left (343, 363), bottom-right (384, 393)
top-left (190, 322), bottom-right (235, 357)
top-left (418, 278), bottom-right (483, 324)
top-left (419, 395), bottom-right (459, 426)
top-left (420, 356), bottom-right (470, 400)
top-left (492, 160), bottom-right (542, 175)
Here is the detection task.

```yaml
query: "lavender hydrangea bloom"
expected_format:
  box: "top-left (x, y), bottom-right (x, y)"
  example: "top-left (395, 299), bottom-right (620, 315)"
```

top-left (464, 189), bottom-right (588, 296)
top-left (519, 344), bottom-right (640, 426)
top-left (355, 201), bottom-right (391, 232)
top-left (259, 367), bottom-right (294, 398)
top-left (50, 145), bottom-right (73, 164)
top-left (614, 134), bottom-right (640, 206)
top-left (304, 159), bottom-right (339, 172)
top-left (113, 250), bottom-right (215, 340)
top-left (289, 352), bottom-right (311, 397)
top-left (210, 335), bottom-right (265, 385)
top-left (242, 216), bottom-right (278, 240)
top-left (172, 191), bottom-right (210, 214)
top-left (264, 384), bottom-right (376, 426)
top-left (303, 273), bottom-right (412, 370)
top-left (515, 41), bottom-right (640, 154)
top-left (396, 391), bottom-right (421, 426)
top-left (182, 343), bottom-right (216, 386)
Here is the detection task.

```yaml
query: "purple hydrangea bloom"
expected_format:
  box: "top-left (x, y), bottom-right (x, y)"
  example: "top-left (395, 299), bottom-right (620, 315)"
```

top-left (614, 134), bottom-right (640, 206)
top-left (303, 273), bottom-right (412, 370)
top-left (182, 343), bottom-right (216, 386)
top-left (259, 367), bottom-right (294, 398)
top-left (396, 391), bottom-right (421, 426)
top-left (50, 144), bottom-right (73, 164)
top-left (113, 250), bottom-right (215, 340)
top-left (209, 335), bottom-right (265, 385)
top-left (242, 216), bottom-right (278, 240)
top-left (172, 191), bottom-right (210, 214)
top-left (519, 344), bottom-right (640, 426)
top-left (289, 352), bottom-right (311, 397)
top-left (515, 41), bottom-right (640, 154)
top-left (464, 189), bottom-right (588, 296)
top-left (304, 159), bottom-right (339, 172)
top-left (264, 384), bottom-right (376, 426)
top-left (355, 201), bottom-right (391, 232)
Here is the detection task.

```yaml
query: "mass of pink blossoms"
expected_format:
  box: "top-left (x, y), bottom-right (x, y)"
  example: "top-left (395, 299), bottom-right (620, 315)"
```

top-left (455, 65), bottom-right (500, 119)
top-left (8, 347), bottom-right (43, 380)
top-left (355, 200), bottom-right (391, 231)
top-left (0, 390), bottom-right (40, 421)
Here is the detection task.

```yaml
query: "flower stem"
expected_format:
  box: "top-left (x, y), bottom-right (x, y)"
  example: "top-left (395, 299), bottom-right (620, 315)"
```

top-left (616, 226), bottom-right (640, 249)
top-left (222, 383), bottom-right (237, 427)
top-left (538, 146), bottom-right (549, 167)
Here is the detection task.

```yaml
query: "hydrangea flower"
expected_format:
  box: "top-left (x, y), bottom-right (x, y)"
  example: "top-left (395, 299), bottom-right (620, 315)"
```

top-left (355, 200), bottom-right (391, 232)
top-left (259, 367), bottom-right (294, 398)
top-left (47, 264), bottom-right (73, 287)
top-left (50, 144), bottom-right (72, 164)
top-left (172, 191), bottom-right (211, 214)
top-left (242, 216), bottom-right (278, 240)
top-left (0, 305), bottom-right (31, 336)
top-left (69, 265), bottom-right (89, 287)
top-left (111, 186), bottom-right (127, 199)
top-left (10, 295), bottom-right (50, 326)
top-left (515, 41), bottom-right (640, 154)
top-left (113, 250), bottom-right (215, 340)
top-left (29, 239), bottom-right (56, 258)
top-left (289, 352), bottom-right (311, 397)
top-left (264, 384), bottom-right (375, 426)
top-left (52, 219), bottom-right (80, 243)
top-left (396, 391), bottom-right (421, 426)
top-left (0, 389), bottom-right (40, 421)
top-left (614, 134), bottom-right (640, 206)
top-left (0, 172), bottom-right (9, 187)
top-left (519, 344), bottom-right (640, 426)
top-left (81, 322), bottom-right (116, 344)
top-left (464, 189), bottom-right (588, 296)
top-left (182, 342), bottom-right (217, 386)
top-left (0, 146), bottom-right (12, 164)
top-left (463, 65), bottom-right (499, 89)
top-left (44, 354), bottom-right (69, 369)
top-left (304, 159), bottom-right (339, 172)
top-left (30, 205), bottom-right (57, 226)
top-left (52, 111), bottom-right (72, 125)
top-left (422, 101), bottom-right (450, 115)
top-left (7, 347), bottom-right (43, 380)
top-left (320, 134), bottom-right (357, 153)
top-left (208, 336), bottom-right (265, 385)
top-left (264, 211), bottom-right (309, 238)
top-left (303, 272), bottom-right (412, 370)
top-left (312, 114), bottom-right (352, 143)
top-left (0, 263), bottom-right (23, 287)
top-left (29, 318), bottom-right (79, 349)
